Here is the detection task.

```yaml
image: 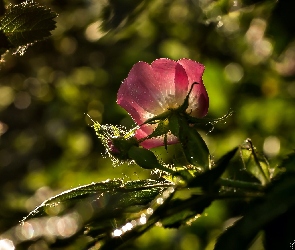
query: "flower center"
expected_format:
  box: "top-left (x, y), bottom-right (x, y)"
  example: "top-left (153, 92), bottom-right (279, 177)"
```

top-left (165, 94), bottom-right (179, 109)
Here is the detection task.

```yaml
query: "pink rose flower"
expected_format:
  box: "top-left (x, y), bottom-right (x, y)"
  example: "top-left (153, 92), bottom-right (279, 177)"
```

top-left (117, 58), bottom-right (209, 149)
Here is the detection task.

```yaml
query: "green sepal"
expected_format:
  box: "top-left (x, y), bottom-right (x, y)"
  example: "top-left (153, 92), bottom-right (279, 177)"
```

top-left (176, 82), bottom-right (199, 113)
top-left (111, 136), bottom-right (139, 160)
top-left (168, 113), bottom-right (180, 137)
top-left (142, 118), bottom-right (170, 141)
top-left (142, 110), bottom-right (171, 125)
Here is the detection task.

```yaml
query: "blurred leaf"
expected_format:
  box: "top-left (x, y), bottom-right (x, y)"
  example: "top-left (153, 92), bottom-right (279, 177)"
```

top-left (240, 139), bottom-right (270, 185)
top-left (0, 1), bottom-right (57, 52)
top-left (214, 172), bottom-right (295, 250)
top-left (278, 151), bottom-right (295, 172)
top-left (100, 0), bottom-right (147, 31)
top-left (0, 29), bottom-right (11, 52)
top-left (0, 0), bottom-right (4, 16)
top-left (264, 206), bottom-right (295, 250)
top-left (202, 0), bottom-right (269, 22)
top-left (266, 0), bottom-right (295, 54)
top-left (159, 194), bottom-right (213, 228)
top-left (98, 186), bottom-right (213, 249)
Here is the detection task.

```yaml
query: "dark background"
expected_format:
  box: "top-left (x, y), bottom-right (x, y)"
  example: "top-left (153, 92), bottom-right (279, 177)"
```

top-left (0, 0), bottom-right (294, 249)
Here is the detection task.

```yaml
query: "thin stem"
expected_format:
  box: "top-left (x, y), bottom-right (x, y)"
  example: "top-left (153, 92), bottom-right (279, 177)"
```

top-left (186, 109), bottom-right (233, 125)
top-left (247, 139), bottom-right (269, 183)
top-left (219, 178), bottom-right (265, 191)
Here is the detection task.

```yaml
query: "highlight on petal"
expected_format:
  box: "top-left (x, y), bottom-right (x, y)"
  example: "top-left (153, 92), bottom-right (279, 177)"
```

top-left (117, 62), bottom-right (163, 115)
top-left (135, 124), bottom-right (178, 149)
top-left (177, 59), bottom-right (209, 117)
top-left (150, 58), bottom-right (178, 108)
top-left (174, 63), bottom-right (189, 106)
top-left (117, 58), bottom-right (209, 149)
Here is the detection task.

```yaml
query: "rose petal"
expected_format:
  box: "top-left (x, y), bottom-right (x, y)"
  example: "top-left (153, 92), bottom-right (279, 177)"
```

top-left (135, 124), bottom-right (178, 149)
top-left (118, 99), bottom-right (178, 148)
top-left (177, 59), bottom-right (209, 117)
top-left (174, 63), bottom-right (189, 106)
top-left (118, 99), bottom-right (154, 125)
top-left (151, 58), bottom-right (178, 108)
top-left (117, 62), bottom-right (163, 115)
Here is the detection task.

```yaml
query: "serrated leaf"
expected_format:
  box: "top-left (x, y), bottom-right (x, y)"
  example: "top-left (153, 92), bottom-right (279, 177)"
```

top-left (240, 138), bottom-right (270, 185)
top-left (214, 172), bottom-right (295, 250)
top-left (98, 185), bottom-right (213, 249)
top-left (188, 147), bottom-right (238, 189)
top-left (23, 179), bottom-right (173, 221)
top-left (0, 1), bottom-right (57, 47)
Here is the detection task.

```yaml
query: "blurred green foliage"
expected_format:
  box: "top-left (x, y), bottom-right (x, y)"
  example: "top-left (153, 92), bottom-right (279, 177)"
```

top-left (0, 0), bottom-right (295, 249)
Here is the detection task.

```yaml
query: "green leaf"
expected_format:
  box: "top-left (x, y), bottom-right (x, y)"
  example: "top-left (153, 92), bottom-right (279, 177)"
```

top-left (98, 186), bottom-right (213, 249)
top-left (214, 172), bottom-right (295, 250)
top-left (159, 195), bottom-right (213, 228)
top-left (169, 111), bottom-right (215, 179)
top-left (100, 0), bottom-right (147, 31)
top-left (278, 151), bottom-right (295, 172)
top-left (188, 147), bottom-right (238, 189)
top-left (21, 179), bottom-right (173, 248)
top-left (142, 118), bottom-right (170, 146)
top-left (178, 117), bottom-right (210, 170)
top-left (23, 179), bottom-right (173, 221)
top-left (168, 112), bottom-right (180, 136)
top-left (0, 1), bottom-right (57, 48)
top-left (128, 146), bottom-right (175, 174)
top-left (240, 138), bottom-right (270, 185)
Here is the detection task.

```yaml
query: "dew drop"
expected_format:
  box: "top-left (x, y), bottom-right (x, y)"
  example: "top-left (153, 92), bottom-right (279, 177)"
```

top-left (139, 216), bottom-right (147, 225)
top-left (156, 198), bottom-right (164, 204)
top-left (112, 229), bottom-right (122, 237)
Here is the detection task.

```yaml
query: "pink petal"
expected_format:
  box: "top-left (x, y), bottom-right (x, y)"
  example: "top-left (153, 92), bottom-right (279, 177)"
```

top-left (118, 99), bottom-right (154, 125)
top-left (135, 124), bottom-right (178, 149)
top-left (117, 62), bottom-right (163, 115)
top-left (174, 63), bottom-right (189, 106)
top-left (118, 99), bottom-right (178, 149)
top-left (177, 59), bottom-right (209, 117)
top-left (150, 59), bottom-right (178, 109)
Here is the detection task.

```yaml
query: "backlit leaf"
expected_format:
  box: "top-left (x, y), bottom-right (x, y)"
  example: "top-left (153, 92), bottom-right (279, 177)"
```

top-left (0, 1), bottom-right (57, 48)
top-left (23, 179), bottom-right (173, 221)
top-left (240, 138), bottom-right (270, 185)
